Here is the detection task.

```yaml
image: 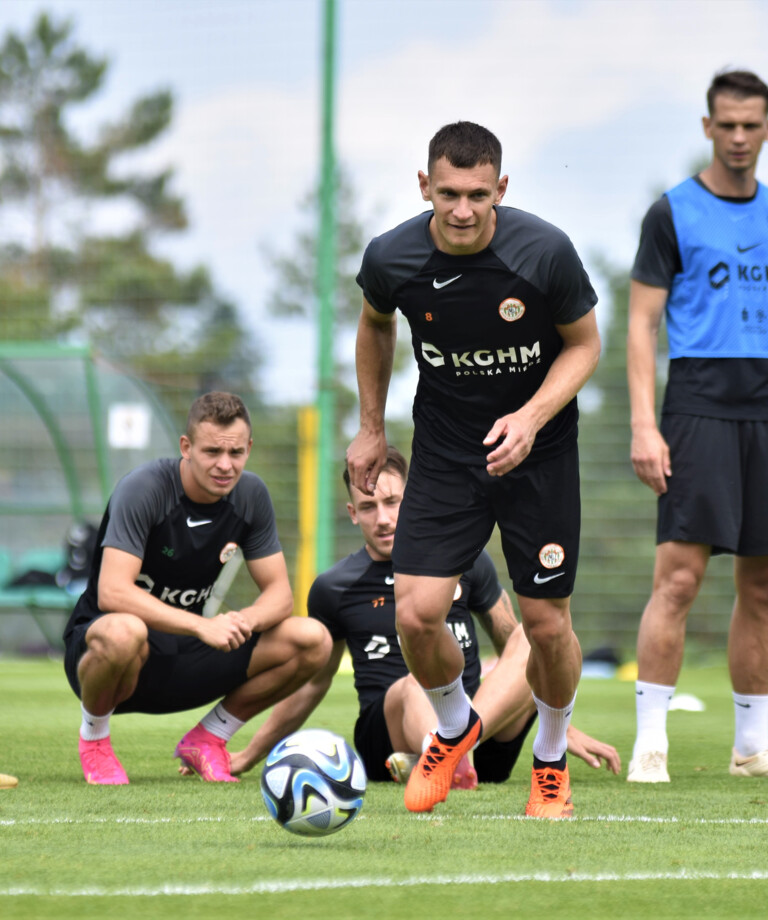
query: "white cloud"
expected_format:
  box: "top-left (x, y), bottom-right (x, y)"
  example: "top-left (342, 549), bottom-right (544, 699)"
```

top-left (3, 0), bottom-right (767, 408)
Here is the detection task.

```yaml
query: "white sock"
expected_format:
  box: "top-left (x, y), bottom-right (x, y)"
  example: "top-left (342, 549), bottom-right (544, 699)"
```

top-left (531, 693), bottom-right (575, 762)
top-left (80, 704), bottom-right (112, 741)
top-left (733, 692), bottom-right (768, 757)
top-left (633, 680), bottom-right (675, 758)
top-left (200, 703), bottom-right (245, 742)
top-left (423, 676), bottom-right (472, 740)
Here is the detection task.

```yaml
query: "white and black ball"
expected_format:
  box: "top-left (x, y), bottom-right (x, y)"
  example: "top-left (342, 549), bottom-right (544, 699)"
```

top-left (260, 728), bottom-right (366, 837)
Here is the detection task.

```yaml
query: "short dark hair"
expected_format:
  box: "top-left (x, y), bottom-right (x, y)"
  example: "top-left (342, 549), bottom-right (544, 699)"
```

top-left (427, 121), bottom-right (502, 175)
top-left (343, 446), bottom-right (408, 496)
top-left (186, 391), bottom-right (252, 440)
top-left (707, 69), bottom-right (768, 115)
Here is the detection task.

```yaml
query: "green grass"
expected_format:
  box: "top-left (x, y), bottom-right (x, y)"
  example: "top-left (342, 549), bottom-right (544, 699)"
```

top-left (2, 656), bottom-right (767, 919)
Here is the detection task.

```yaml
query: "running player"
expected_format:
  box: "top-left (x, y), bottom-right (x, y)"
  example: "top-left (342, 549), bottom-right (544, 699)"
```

top-left (627, 70), bottom-right (768, 782)
top-left (63, 391), bottom-right (330, 785)
top-left (347, 122), bottom-right (600, 816)
top-left (226, 448), bottom-right (620, 786)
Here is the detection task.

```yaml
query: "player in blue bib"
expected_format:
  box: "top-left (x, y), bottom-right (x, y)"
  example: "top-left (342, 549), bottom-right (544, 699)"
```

top-left (627, 70), bottom-right (768, 783)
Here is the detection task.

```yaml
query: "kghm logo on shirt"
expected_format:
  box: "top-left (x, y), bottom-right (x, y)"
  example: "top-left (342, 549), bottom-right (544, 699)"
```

top-left (708, 257), bottom-right (768, 291)
top-left (499, 298), bottom-right (525, 322)
top-left (421, 340), bottom-right (541, 375)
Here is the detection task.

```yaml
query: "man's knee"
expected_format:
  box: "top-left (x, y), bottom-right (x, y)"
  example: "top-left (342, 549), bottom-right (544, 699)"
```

top-left (282, 617), bottom-right (332, 669)
top-left (395, 598), bottom-right (447, 643)
top-left (84, 614), bottom-right (148, 667)
top-left (655, 566), bottom-right (705, 612)
top-left (520, 599), bottom-right (572, 649)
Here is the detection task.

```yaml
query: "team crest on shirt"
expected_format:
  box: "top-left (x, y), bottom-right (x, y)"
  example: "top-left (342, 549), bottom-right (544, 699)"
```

top-left (499, 298), bottom-right (525, 322)
top-left (219, 542), bottom-right (239, 564)
top-left (538, 543), bottom-right (565, 569)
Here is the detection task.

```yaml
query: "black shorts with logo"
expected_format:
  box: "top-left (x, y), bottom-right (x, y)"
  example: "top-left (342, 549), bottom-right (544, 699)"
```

top-left (354, 693), bottom-right (536, 783)
top-left (658, 415), bottom-right (768, 555)
top-left (392, 440), bottom-right (580, 597)
top-left (64, 614), bottom-right (260, 714)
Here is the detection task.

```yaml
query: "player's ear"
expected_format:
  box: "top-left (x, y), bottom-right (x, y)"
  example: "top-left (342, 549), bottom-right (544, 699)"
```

top-left (495, 173), bottom-right (509, 203)
top-left (179, 434), bottom-right (192, 459)
top-left (418, 170), bottom-right (430, 201)
top-left (346, 502), bottom-right (358, 525)
top-left (702, 115), bottom-right (713, 139)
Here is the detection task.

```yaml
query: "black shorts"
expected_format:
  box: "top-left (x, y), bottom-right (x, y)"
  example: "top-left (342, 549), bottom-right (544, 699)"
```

top-left (658, 415), bottom-right (768, 555)
top-left (392, 440), bottom-right (580, 597)
top-left (354, 693), bottom-right (536, 784)
top-left (353, 695), bottom-right (394, 782)
top-left (64, 615), bottom-right (260, 714)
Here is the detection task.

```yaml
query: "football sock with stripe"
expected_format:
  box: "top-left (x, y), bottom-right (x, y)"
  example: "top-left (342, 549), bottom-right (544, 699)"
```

top-left (531, 692), bottom-right (575, 763)
top-left (200, 703), bottom-right (246, 742)
top-left (80, 703), bottom-right (112, 741)
top-left (633, 680), bottom-right (674, 758)
top-left (423, 675), bottom-right (472, 740)
top-left (733, 692), bottom-right (768, 757)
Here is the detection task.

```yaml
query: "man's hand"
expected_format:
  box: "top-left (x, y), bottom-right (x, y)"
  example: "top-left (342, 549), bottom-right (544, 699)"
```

top-left (196, 610), bottom-right (252, 652)
top-left (630, 424), bottom-right (671, 496)
top-left (179, 747), bottom-right (254, 778)
top-left (483, 412), bottom-right (537, 476)
top-left (566, 725), bottom-right (621, 774)
top-left (346, 429), bottom-right (388, 495)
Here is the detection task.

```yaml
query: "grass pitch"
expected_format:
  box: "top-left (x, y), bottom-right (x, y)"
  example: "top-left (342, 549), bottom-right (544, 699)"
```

top-left (1, 656), bottom-right (767, 919)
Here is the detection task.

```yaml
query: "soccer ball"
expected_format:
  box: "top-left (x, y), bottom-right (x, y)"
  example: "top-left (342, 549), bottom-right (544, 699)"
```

top-left (260, 728), bottom-right (367, 837)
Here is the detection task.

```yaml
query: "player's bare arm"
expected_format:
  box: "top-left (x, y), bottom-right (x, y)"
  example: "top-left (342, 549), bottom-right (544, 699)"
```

top-left (473, 589), bottom-right (520, 655)
top-left (483, 309), bottom-right (601, 476)
top-left (228, 638), bottom-right (345, 775)
top-left (347, 298), bottom-right (397, 495)
top-left (97, 546), bottom-right (251, 651)
top-left (627, 280), bottom-right (671, 496)
top-left (234, 553), bottom-right (293, 632)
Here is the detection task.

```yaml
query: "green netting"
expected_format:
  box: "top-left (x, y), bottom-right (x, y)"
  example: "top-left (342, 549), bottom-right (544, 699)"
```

top-left (0, 341), bottom-right (177, 577)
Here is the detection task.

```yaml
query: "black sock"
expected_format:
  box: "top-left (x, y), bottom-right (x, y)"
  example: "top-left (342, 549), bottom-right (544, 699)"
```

top-left (533, 753), bottom-right (566, 770)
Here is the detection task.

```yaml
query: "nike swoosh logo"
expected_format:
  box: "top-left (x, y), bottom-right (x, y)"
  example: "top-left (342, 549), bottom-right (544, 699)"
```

top-left (433, 274), bottom-right (462, 289)
top-left (186, 516), bottom-right (213, 528)
top-left (533, 571), bottom-right (565, 584)
top-left (385, 576), bottom-right (394, 585)
top-left (737, 243), bottom-right (760, 253)
top-left (735, 701), bottom-right (751, 708)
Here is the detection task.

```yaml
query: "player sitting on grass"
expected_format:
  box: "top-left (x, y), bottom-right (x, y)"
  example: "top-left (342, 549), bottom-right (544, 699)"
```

top-left (62, 391), bottom-right (331, 785)
top-left (223, 447), bottom-right (620, 794)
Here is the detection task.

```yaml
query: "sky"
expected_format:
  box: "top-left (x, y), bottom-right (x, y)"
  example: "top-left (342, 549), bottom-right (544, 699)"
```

top-left (1, 0), bottom-right (767, 413)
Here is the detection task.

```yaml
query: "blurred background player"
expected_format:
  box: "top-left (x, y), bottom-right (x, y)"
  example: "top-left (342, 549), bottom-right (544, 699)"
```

top-left (227, 447), bottom-right (620, 789)
top-left (347, 121), bottom-right (600, 816)
top-left (627, 70), bottom-right (768, 782)
top-left (63, 391), bottom-right (330, 785)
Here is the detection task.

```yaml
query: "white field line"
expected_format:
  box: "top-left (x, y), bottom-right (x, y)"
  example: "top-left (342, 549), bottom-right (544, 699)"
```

top-left (3, 813), bottom-right (768, 827)
top-left (3, 870), bottom-right (768, 897)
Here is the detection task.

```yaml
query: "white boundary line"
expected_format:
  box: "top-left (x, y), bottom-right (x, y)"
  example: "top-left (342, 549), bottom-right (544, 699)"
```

top-left (3, 870), bottom-right (768, 897)
top-left (4, 813), bottom-right (768, 827)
